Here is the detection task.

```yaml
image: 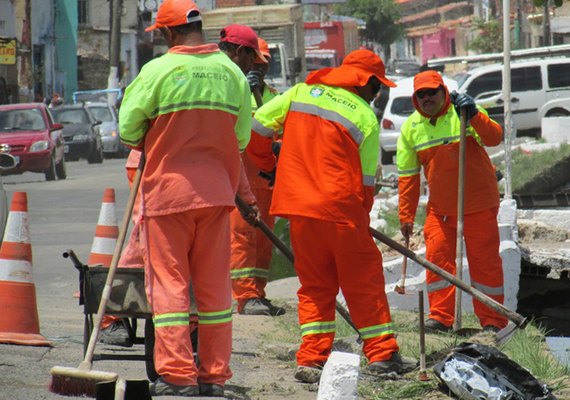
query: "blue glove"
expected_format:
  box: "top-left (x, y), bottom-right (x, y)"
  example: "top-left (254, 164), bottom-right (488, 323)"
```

top-left (450, 91), bottom-right (478, 121)
top-left (246, 70), bottom-right (263, 92)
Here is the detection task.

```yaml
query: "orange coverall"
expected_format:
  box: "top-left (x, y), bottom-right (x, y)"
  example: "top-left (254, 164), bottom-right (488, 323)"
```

top-left (397, 93), bottom-right (508, 329)
top-left (248, 54), bottom-right (400, 367)
top-left (230, 85), bottom-right (279, 312)
top-left (119, 44), bottom-right (251, 387)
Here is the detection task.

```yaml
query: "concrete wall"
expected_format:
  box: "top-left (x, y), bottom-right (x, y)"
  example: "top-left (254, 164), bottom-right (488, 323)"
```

top-left (542, 117), bottom-right (570, 143)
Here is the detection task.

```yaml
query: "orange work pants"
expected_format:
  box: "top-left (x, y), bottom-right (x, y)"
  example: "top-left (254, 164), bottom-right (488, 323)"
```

top-left (289, 216), bottom-right (399, 367)
top-left (424, 207), bottom-right (507, 329)
top-left (230, 187), bottom-right (274, 311)
top-left (142, 207), bottom-right (233, 386)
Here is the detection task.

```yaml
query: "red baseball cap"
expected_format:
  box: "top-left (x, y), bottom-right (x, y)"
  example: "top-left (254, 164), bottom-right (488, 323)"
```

top-left (306, 49), bottom-right (396, 88)
top-left (220, 24), bottom-right (267, 63)
top-left (254, 38), bottom-right (271, 64)
top-left (145, 0), bottom-right (201, 32)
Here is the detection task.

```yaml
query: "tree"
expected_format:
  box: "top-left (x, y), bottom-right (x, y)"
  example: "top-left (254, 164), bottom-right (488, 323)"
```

top-left (534, 0), bottom-right (565, 6)
top-left (336, 0), bottom-right (403, 59)
top-left (468, 18), bottom-right (504, 54)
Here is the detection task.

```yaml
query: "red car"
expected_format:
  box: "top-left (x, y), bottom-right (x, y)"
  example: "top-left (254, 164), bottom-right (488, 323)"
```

top-left (0, 103), bottom-right (66, 181)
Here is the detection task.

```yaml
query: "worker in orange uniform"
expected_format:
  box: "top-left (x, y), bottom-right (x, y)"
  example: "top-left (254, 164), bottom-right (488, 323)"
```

top-left (229, 38), bottom-right (285, 316)
top-left (397, 70), bottom-right (508, 334)
top-left (119, 0), bottom-right (259, 396)
top-left (247, 49), bottom-right (417, 383)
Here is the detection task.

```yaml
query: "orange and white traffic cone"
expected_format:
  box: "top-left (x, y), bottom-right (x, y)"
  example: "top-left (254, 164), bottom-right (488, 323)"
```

top-left (0, 192), bottom-right (51, 346)
top-left (88, 188), bottom-right (118, 267)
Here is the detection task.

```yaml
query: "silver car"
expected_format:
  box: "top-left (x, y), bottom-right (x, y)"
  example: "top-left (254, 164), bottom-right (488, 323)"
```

top-left (85, 102), bottom-right (127, 158)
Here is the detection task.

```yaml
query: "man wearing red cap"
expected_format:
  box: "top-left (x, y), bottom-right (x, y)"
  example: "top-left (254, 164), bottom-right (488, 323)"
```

top-left (218, 24), bottom-right (267, 74)
top-left (397, 70), bottom-right (508, 334)
top-left (247, 49), bottom-right (417, 382)
top-left (119, 0), bottom-right (252, 396)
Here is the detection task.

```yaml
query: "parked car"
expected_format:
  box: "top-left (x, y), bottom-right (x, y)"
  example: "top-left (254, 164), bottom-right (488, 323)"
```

top-left (0, 103), bottom-right (67, 180)
top-left (379, 75), bottom-right (458, 165)
top-left (84, 102), bottom-right (127, 158)
top-left (51, 104), bottom-right (104, 164)
top-left (456, 57), bottom-right (570, 136)
top-left (388, 59), bottom-right (421, 77)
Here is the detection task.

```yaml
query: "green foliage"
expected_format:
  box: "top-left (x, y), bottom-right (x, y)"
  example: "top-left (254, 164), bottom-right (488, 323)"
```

top-left (336, 0), bottom-right (404, 49)
top-left (268, 218), bottom-right (296, 281)
top-left (534, 0), bottom-right (565, 7)
top-left (468, 18), bottom-right (503, 54)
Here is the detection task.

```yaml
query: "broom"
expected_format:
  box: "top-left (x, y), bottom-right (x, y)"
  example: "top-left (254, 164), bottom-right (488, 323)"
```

top-left (50, 154), bottom-right (144, 396)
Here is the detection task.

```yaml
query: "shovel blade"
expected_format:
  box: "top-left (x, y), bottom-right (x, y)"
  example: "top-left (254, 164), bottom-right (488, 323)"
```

top-left (496, 321), bottom-right (520, 346)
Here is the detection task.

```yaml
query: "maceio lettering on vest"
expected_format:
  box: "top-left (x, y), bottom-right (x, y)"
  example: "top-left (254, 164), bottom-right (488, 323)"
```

top-left (324, 91), bottom-right (357, 110)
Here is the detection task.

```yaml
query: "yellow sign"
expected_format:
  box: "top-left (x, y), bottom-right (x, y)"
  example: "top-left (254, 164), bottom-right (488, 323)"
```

top-left (0, 39), bottom-right (17, 65)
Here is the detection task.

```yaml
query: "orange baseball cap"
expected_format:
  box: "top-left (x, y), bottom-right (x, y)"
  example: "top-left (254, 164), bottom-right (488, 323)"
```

top-left (305, 49), bottom-right (396, 88)
top-left (220, 24), bottom-right (267, 63)
top-left (254, 38), bottom-right (271, 64)
top-left (413, 70), bottom-right (446, 93)
top-left (145, 0), bottom-right (201, 32)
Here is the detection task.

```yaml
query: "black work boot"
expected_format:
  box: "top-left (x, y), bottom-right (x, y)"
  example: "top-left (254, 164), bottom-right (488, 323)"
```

top-left (367, 352), bottom-right (418, 375)
top-left (240, 297), bottom-right (285, 316)
top-left (424, 318), bottom-right (452, 334)
top-left (149, 377), bottom-right (199, 396)
top-left (99, 321), bottom-right (133, 347)
top-left (294, 365), bottom-right (322, 383)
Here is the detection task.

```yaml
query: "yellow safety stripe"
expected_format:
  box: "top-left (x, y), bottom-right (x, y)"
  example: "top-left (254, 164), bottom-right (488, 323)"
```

top-left (230, 267), bottom-right (269, 280)
top-left (300, 321), bottom-right (336, 336)
top-left (359, 322), bottom-right (395, 340)
top-left (198, 308), bottom-right (233, 325)
top-left (153, 312), bottom-right (190, 328)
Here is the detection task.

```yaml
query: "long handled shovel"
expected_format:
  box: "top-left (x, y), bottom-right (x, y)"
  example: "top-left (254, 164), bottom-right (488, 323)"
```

top-left (394, 236), bottom-right (409, 295)
top-left (454, 108), bottom-right (468, 332)
top-left (50, 153), bottom-right (145, 396)
top-left (368, 226), bottom-right (527, 344)
top-left (235, 196), bottom-right (363, 341)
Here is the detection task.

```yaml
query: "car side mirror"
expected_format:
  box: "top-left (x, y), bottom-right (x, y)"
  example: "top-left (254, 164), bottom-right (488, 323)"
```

top-left (52, 123), bottom-right (64, 130)
top-left (0, 153), bottom-right (17, 170)
top-left (93, 120), bottom-right (102, 126)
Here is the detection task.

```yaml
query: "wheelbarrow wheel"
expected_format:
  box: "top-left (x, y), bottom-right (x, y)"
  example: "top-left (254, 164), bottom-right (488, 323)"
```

top-left (144, 317), bottom-right (159, 382)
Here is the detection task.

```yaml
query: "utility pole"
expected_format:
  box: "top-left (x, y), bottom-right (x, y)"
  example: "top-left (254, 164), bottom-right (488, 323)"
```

top-left (503, 0), bottom-right (513, 199)
top-left (543, 0), bottom-right (551, 46)
top-left (108, 0), bottom-right (122, 106)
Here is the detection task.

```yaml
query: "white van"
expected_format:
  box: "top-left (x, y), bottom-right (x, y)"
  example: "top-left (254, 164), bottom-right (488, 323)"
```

top-left (456, 58), bottom-right (570, 136)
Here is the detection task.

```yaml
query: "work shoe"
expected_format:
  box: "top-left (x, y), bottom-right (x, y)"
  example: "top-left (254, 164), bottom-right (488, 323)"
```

top-left (240, 297), bottom-right (286, 316)
top-left (149, 377), bottom-right (199, 396)
top-left (424, 318), bottom-right (452, 334)
top-left (199, 382), bottom-right (224, 397)
top-left (483, 325), bottom-right (501, 333)
top-left (99, 321), bottom-right (133, 347)
top-left (294, 365), bottom-right (322, 383)
top-left (367, 352), bottom-right (418, 375)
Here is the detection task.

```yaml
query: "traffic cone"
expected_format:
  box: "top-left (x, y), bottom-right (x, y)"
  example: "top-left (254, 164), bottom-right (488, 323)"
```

top-left (88, 188), bottom-right (118, 267)
top-left (0, 192), bottom-right (51, 346)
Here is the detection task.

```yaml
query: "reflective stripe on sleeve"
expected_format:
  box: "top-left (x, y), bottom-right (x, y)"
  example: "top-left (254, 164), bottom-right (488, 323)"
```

top-left (398, 167), bottom-right (421, 176)
top-left (413, 135), bottom-right (459, 152)
top-left (154, 100), bottom-right (240, 117)
top-left (198, 308), bottom-right (233, 325)
top-left (252, 118), bottom-right (275, 137)
top-left (300, 321), bottom-right (336, 336)
top-left (153, 312), bottom-right (190, 328)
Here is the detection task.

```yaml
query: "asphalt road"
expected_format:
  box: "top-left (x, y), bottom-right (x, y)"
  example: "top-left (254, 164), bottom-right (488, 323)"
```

top-left (0, 158), bottom-right (145, 400)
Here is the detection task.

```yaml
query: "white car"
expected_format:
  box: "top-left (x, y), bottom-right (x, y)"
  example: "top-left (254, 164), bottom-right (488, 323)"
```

top-left (379, 75), bottom-right (458, 165)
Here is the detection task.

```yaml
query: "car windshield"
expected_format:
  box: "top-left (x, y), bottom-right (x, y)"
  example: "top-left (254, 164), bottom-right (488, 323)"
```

top-left (0, 108), bottom-right (46, 131)
top-left (391, 97), bottom-right (416, 116)
top-left (52, 109), bottom-right (90, 124)
top-left (88, 106), bottom-right (113, 122)
top-left (265, 47), bottom-right (283, 81)
top-left (455, 72), bottom-right (471, 89)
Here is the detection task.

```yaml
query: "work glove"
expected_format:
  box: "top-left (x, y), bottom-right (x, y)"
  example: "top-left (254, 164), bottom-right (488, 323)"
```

top-left (450, 91), bottom-right (479, 121)
top-left (272, 141), bottom-right (281, 158)
top-left (400, 222), bottom-right (414, 240)
top-left (239, 201), bottom-right (260, 227)
top-left (246, 70), bottom-right (263, 92)
top-left (258, 167), bottom-right (276, 188)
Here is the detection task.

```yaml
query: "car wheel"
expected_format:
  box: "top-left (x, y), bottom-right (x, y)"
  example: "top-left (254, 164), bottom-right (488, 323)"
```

top-left (545, 108), bottom-right (570, 118)
top-left (87, 144), bottom-right (104, 164)
top-left (44, 154), bottom-right (57, 181)
top-left (56, 156), bottom-right (67, 180)
top-left (380, 148), bottom-right (395, 165)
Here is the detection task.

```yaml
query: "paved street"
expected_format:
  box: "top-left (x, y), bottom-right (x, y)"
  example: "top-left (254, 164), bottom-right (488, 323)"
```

top-left (0, 158), bottom-right (143, 400)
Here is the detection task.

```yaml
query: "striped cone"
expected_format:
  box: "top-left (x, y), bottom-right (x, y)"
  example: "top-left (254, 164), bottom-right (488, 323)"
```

top-left (0, 192), bottom-right (51, 346)
top-left (88, 188), bottom-right (119, 267)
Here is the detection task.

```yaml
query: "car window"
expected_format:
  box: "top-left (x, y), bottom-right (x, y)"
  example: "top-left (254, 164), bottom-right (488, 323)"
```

top-left (512, 67), bottom-right (542, 92)
top-left (547, 63), bottom-right (570, 89)
top-left (466, 71), bottom-right (502, 98)
top-left (391, 97), bottom-right (415, 117)
top-left (0, 108), bottom-right (46, 131)
top-left (88, 106), bottom-right (113, 122)
top-left (52, 109), bottom-right (90, 124)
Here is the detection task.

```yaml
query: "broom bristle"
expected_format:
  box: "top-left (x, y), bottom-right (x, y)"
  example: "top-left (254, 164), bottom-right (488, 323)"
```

top-left (49, 366), bottom-right (118, 397)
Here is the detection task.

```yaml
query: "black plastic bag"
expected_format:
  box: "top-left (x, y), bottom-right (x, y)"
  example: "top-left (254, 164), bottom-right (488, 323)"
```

top-left (433, 342), bottom-right (557, 400)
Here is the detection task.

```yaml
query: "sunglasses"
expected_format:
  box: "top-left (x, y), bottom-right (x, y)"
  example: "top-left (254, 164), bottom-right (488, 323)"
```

top-left (416, 87), bottom-right (440, 99)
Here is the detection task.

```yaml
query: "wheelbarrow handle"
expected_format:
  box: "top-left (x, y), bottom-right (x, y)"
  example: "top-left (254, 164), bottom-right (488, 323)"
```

top-left (235, 195), bottom-right (362, 340)
top-left (369, 226), bottom-right (527, 328)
